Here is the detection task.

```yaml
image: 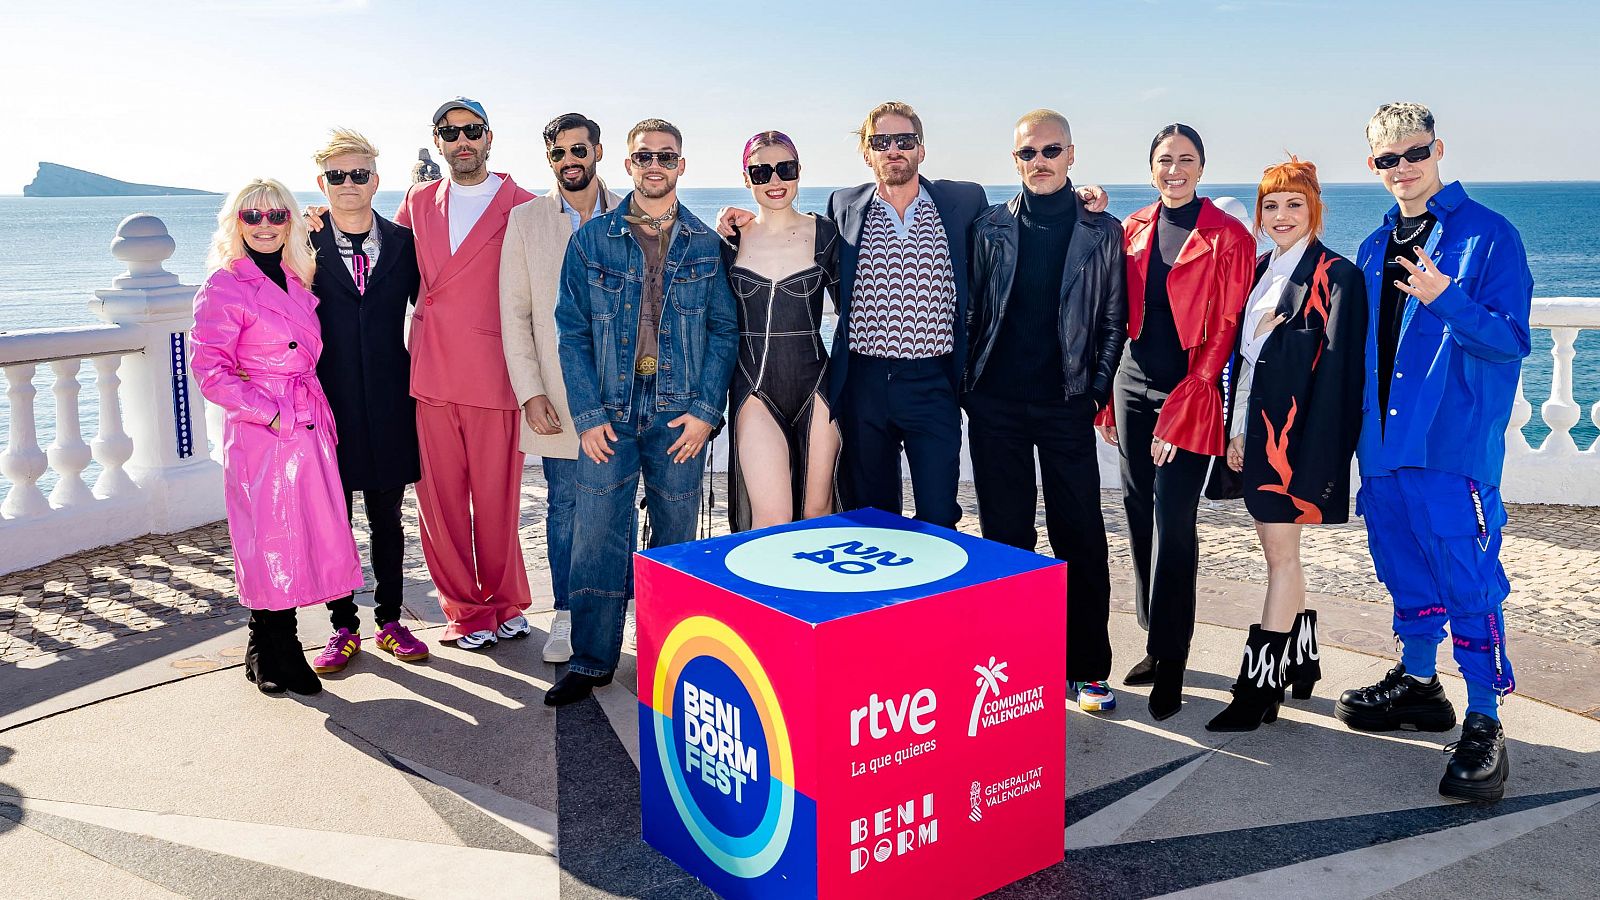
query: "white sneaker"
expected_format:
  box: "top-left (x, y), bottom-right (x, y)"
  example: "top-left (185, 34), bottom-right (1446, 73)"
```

top-left (497, 615), bottom-right (533, 640)
top-left (456, 629), bottom-right (499, 651)
top-left (623, 602), bottom-right (637, 654)
top-left (543, 610), bottom-right (573, 663)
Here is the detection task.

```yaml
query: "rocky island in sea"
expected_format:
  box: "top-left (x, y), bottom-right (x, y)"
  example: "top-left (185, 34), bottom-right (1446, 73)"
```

top-left (23, 162), bottom-right (218, 197)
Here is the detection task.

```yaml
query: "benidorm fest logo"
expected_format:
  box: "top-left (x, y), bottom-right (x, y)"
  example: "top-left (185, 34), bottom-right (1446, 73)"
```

top-left (652, 615), bottom-right (796, 878)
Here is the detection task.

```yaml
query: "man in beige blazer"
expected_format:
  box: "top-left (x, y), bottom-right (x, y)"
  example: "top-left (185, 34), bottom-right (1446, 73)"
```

top-left (501, 113), bottom-right (624, 663)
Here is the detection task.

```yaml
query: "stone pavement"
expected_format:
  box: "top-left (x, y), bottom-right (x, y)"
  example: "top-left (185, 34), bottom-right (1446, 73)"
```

top-left (4, 468), bottom-right (1599, 666)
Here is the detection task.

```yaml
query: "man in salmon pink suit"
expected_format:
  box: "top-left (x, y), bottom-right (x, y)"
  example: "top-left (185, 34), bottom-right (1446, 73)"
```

top-left (396, 97), bottom-right (536, 650)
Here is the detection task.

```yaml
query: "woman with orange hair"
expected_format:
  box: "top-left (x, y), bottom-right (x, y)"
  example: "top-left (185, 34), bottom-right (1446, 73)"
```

top-left (1206, 158), bottom-right (1367, 731)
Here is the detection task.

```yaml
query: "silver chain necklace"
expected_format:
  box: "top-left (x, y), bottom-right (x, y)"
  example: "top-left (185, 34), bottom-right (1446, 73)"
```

top-left (1392, 217), bottom-right (1430, 246)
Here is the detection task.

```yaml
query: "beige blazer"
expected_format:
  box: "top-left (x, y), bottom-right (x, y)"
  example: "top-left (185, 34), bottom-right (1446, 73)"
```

top-left (499, 183), bottom-right (622, 459)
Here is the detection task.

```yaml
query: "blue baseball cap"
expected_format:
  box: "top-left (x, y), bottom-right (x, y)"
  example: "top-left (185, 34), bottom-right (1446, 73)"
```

top-left (432, 96), bottom-right (489, 128)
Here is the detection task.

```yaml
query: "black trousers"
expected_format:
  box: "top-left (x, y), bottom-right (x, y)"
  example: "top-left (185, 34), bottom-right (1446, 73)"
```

top-left (967, 393), bottom-right (1112, 683)
top-left (1114, 372), bottom-right (1209, 661)
top-left (838, 353), bottom-right (962, 528)
top-left (327, 485), bottom-right (407, 631)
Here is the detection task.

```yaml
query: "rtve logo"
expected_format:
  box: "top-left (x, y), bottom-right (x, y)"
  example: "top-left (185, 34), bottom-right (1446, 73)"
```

top-left (850, 689), bottom-right (936, 746)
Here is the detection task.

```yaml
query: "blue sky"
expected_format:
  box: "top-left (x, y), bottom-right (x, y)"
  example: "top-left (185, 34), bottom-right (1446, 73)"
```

top-left (2, 0), bottom-right (1595, 194)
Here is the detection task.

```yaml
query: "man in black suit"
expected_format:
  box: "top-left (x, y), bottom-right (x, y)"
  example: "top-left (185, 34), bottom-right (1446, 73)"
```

top-left (306, 128), bottom-right (430, 672)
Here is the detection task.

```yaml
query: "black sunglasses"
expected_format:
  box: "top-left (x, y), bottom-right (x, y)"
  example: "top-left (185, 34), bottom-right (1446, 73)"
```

top-left (548, 143), bottom-right (591, 162)
top-left (1014, 144), bottom-right (1066, 162)
top-left (238, 208), bottom-right (291, 226)
top-left (747, 160), bottom-right (800, 185)
top-left (1373, 141), bottom-right (1435, 170)
top-left (630, 150), bottom-right (681, 170)
top-left (867, 132), bottom-right (920, 152)
top-left (323, 168), bottom-right (373, 185)
top-left (434, 123), bottom-right (487, 142)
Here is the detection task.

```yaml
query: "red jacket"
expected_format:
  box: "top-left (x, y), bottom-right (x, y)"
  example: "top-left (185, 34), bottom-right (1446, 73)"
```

top-left (1096, 198), bottom-right (1255, 456)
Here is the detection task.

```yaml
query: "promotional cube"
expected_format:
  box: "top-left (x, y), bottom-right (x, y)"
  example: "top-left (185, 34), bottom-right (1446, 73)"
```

top-left (636, 508), bottom-right (1066, 899)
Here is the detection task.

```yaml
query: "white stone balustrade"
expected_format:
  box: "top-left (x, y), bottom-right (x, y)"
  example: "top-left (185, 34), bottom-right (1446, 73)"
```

top-left (0, 214), bottom-right (222, 574)
top-left (1501, 297), bottom-right (1600, 505)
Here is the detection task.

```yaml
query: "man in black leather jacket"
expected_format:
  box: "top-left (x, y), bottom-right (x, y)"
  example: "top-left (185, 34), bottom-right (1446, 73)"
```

top-left (964, 109), bottom-right (1127, 713)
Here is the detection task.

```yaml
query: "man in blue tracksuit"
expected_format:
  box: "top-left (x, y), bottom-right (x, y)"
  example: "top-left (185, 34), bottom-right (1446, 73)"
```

top-left (1335, 102), bottom-right (1533, 803)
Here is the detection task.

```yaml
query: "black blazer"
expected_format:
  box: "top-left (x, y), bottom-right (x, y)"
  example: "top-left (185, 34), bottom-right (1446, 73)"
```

top-left (825, 176), bottom-right (989, 408)
top-left (310, 212), bottom-right (422, 492)
top-left (1222, 237), bottom-right (1367, 524)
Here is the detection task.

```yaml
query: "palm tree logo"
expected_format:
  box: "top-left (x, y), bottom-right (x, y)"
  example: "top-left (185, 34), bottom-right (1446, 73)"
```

top-left (968, 656), bottom-right (1009, 737)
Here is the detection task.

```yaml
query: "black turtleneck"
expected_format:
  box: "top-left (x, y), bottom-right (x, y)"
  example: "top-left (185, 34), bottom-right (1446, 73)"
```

top-left (1126, 196), bottom-right (1202, 392)
top-left (976, 183), bottom-right (1077, 401)
top-left (246, 245), bottom-right (289, 293)
top-left (1379, 210), bottom-right (1438, 415)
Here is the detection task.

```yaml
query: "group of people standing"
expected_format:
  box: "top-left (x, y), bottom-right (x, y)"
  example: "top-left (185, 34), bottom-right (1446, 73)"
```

top-left (189, 95), bottom-right (1532, 804)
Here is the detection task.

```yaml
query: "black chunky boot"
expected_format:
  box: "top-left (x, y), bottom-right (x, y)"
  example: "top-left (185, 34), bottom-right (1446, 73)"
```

top-left (1284, 610), bottom-right (1321, 701)
top-left (268, 609), bottom-right (322, 697)
top-left (1206, 626), bottom-right (1290, 732)
top-left (1124, 654), bottom-right (1158, 686)
top-left (1440, 712), bottom-right (1509, 803)
top-left (1148, 657), bottom-right (1186, 721)
top-left (1335, 664), bottom-right (1456, 732)
top-left (245, 611), bottom-right (286, 695)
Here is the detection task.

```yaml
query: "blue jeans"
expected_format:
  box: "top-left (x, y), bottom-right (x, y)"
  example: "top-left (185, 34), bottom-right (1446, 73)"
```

top-left (541, 457), bottom-right (576, 612)
top-left (569, 376), bottom-right (705, 678)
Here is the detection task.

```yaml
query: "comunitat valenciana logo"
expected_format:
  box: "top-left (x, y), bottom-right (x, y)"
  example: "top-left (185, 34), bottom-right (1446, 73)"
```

top-left (652, 616), bottom-right (796, 878)
top-left (967, 656), bottom-right (1045, 737)
top-left (723, 527), bottom-right (969, 593)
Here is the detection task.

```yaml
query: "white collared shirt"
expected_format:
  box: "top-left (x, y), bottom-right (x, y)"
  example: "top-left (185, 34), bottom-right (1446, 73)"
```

top-left (561, 191), bottom-right (606, 233)
top-left (1232, 237), bottom-right (1309, 438)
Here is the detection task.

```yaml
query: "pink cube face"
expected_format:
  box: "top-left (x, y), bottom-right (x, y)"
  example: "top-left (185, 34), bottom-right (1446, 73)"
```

top-left (638, 509), bottom-right (1066, 900)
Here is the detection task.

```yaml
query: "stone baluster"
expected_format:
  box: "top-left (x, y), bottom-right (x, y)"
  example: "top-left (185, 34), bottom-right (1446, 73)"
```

top-left (90, 354), bottom-right (136, 498)
top-left (47, 358), bottom-right (94, 507)
top-left (1506, 371), bottom-right (1533, 454)
top-left (0, 364), bottom-right (50, 517)
top-left (88, 214), bottom-right (222, 532)
top-left (1538, 327), bottom-right (1581, 456)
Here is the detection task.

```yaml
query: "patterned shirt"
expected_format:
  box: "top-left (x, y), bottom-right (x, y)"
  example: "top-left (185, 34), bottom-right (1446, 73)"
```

top-left (847, 190), bottom-right (957, 359)
top-left (332, 219), bottom-right (382, 295)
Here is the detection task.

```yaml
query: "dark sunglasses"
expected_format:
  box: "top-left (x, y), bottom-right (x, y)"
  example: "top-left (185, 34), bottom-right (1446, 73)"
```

top-left (434, 123), bottom-right (487, 142)
top-left (1373, 141), bottom-right (1435, 170)
top-left (548, 144), bottom-right (591, 162)
top-left (747, 160), bottom-right (800, 185)
top-left (323, 168), bottom-right (373, 185)
top-left (1014, 144), bottom-right (1066, 162)
top-left (867, 132), bottom-right (920, 152)
top-left (630, 150), bottom-right (681, 170)
top-left (238, 208), bottom-right (291, 226)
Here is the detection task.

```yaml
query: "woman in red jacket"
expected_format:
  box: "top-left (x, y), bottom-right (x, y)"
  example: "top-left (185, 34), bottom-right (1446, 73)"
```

top-left (1095, 124), bottom-right (1254, 720)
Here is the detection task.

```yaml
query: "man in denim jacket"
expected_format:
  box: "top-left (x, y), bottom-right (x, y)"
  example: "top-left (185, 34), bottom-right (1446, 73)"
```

top-left (546, 118), bottom-right (738, 705)
top-left (1336, 102), bottom-right (1533, 803)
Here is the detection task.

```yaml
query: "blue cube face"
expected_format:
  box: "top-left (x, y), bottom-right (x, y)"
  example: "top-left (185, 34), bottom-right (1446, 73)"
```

top-left (639, 508), bottom-right (1060, 624)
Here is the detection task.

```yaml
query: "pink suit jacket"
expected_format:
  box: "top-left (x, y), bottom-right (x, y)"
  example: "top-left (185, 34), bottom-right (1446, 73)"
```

top-left (397, 173), bottom-right (535, 410)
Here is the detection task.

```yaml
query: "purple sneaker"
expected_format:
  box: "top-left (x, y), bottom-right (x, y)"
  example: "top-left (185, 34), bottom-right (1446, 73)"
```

top-left (312, 628), bottom-right (360, 674)
top-left (375, 622), bottom-right (430, 662)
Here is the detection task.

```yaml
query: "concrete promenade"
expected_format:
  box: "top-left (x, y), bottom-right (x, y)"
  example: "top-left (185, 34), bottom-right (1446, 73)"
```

top-left (1, 468), bottom-right (1598, 899)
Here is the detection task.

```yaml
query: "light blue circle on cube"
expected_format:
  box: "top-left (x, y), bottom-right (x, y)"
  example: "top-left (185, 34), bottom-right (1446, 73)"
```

top-left (723, 527), bottom-right (968, 593)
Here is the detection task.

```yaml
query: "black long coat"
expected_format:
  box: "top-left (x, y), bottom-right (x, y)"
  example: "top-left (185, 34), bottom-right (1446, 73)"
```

top-left (310, 212), bottom-right (422, 492)
top-left (1223, 238), bottom-right (1367, 524)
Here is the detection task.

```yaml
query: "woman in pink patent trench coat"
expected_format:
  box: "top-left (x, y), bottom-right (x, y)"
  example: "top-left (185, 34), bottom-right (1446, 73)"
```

top-left (191, 177), bottom-right (364, 694)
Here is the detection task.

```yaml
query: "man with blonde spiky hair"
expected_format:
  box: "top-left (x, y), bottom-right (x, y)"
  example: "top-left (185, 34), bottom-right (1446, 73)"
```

top-left (306, 128), bottom-right (431, 674)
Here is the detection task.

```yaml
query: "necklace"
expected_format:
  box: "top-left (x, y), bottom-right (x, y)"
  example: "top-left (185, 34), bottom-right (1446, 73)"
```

top-left (1392, 217), bottom-right (1431, 246)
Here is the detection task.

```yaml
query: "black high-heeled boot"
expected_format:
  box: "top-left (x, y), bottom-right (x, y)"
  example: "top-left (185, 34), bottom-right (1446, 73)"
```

top-left (1285, 610), bottom-right (1322, 701)
top-left (245, 610), bottom-right (286, 694)
top-left (1124, 654), bottom-right (1158, 686)
top-left (1148, 657), bottom-right (1186, 721)
top-left (266, 609), bottom-right (322, 696)
top-left (1206, 625), bottom-right (1291, 732)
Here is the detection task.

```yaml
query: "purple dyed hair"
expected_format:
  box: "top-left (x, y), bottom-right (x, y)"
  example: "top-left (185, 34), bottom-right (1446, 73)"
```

top-left (741, 130), bottom-right (799, 168)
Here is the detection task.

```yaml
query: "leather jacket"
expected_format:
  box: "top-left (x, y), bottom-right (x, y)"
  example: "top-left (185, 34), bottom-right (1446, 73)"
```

top-left (965, 191), bottom-right (1127, 407)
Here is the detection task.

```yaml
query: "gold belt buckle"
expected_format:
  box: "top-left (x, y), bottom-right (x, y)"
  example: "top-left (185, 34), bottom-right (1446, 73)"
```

top-left (634, 355), bottom-right (658, 376)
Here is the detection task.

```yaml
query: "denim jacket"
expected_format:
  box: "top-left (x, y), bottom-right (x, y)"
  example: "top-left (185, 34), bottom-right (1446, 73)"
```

top-left (556, 195), bottom-right (738, 433)
top-left (1355, 181), bottom-right (1533, 487)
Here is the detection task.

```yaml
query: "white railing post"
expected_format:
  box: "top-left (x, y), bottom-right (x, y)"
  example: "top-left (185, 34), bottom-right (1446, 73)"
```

top-left (0, 363), bottom-right (50, 517)
top-left (90, 354), bottom-right (136, 498)
top-left (88, 214), bottom-right (223, 532)
top-left (46, 358), bottom-right (94, 508)
top-left (1538, 326), bottom-right (1581, 456)
top-left (1507, 372), bottom-right (1533, 454)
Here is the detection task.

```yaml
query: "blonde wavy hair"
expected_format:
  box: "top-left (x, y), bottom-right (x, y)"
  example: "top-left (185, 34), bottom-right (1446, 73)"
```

top-left (206, 178), bottom-right (316, 285)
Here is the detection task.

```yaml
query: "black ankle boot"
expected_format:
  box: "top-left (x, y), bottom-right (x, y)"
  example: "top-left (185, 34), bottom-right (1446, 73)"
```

top-left (1440, 712), bottom-right (1509, 802)
top-left (1148, 657), bottom-right (1185, 721)
top-left (268, 609), bottom-right (322, 696)
top-left (1335, 663), bottom-right (1456, 732)
top-left (544, 670), bottom-right (613, 707)
top-left (246, 611), bottom-right (286, 694)
top-left (1285, 610), bottom-right (1322, 700)
top-left (1124, 653), bottom-right (1158, 686)
top-left (1206, 626), bottom-right (1290, 732)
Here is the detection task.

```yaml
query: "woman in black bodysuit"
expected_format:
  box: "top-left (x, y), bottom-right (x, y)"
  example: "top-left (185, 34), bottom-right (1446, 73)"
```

top-left (722, 131), bottom-right (841, 532)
